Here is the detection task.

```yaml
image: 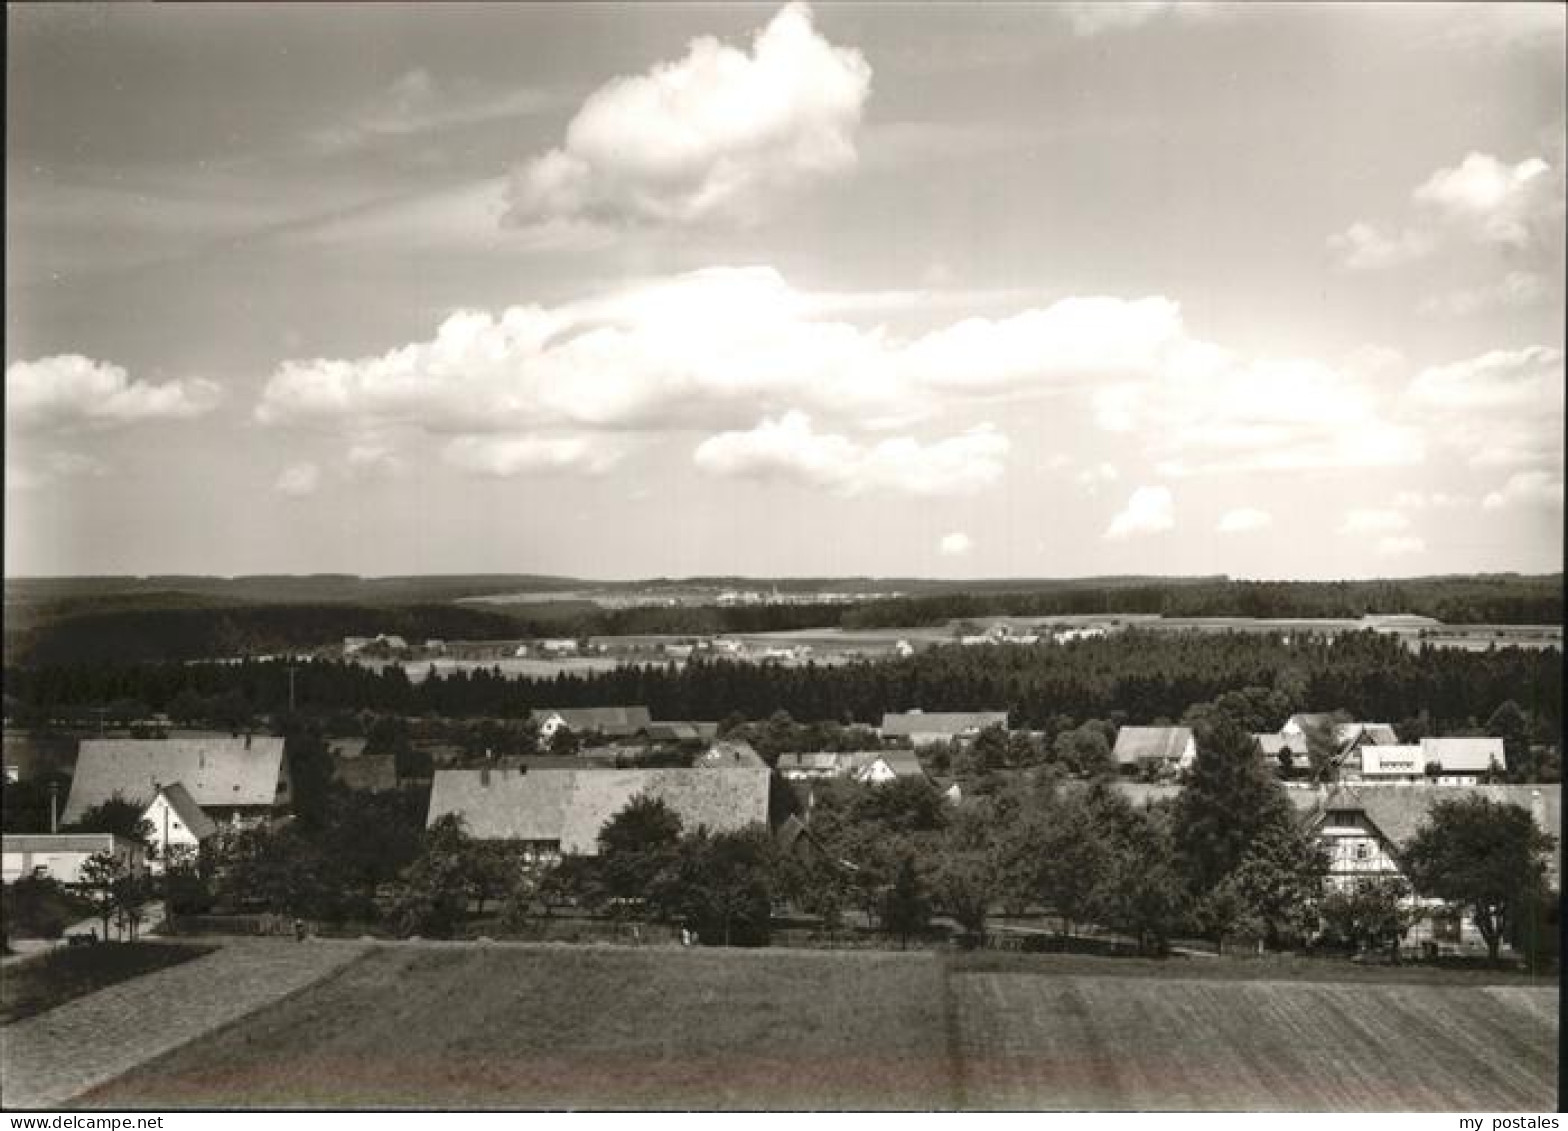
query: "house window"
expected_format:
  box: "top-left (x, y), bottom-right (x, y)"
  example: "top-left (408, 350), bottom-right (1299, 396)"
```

top-left (1353, 843), bottom-right (1371, 861)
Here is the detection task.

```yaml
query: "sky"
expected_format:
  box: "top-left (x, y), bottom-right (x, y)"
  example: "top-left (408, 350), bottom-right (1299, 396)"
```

top-left (5, 1), bottom-right (1564, 581)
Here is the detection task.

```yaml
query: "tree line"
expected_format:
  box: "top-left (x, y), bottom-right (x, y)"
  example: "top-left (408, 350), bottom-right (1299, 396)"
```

top-left (10, 629), bottom-right (1560, 738)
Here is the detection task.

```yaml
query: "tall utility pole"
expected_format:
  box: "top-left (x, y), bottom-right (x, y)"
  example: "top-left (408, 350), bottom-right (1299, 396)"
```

top-left (287, 665), bottom-right (298, 713)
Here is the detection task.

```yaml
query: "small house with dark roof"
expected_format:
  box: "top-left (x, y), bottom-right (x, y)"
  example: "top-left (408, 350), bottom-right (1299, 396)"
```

top-left (645, 721), bottom-right (721, 743)
top-left (531, 706), bottom-right (654, 741)
top-left (331, 753), bottom-right (400, 793)
top-left (1112, 726), bottom-right (1197, 772)
top-left (776, 749), bottom-right (926, 784)
top-left (879, 711), bottom-right (1008, 748)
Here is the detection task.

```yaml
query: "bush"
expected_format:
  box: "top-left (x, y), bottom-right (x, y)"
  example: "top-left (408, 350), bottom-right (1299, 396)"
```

top-left (1, 876), bottom-right (90, 941)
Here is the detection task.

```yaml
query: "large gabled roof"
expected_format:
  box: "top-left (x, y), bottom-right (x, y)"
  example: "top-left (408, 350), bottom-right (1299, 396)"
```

top-left (1112, 726), bottom-right (1194, 766)
top-left (63, 737), bottom-right (286, 823)
top-left (1301, 783), bottom-right (1560, 885)
top-left (426, 766), bottom-right (771, 854)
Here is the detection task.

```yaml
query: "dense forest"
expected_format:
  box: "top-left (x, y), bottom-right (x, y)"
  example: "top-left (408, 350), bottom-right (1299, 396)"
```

top-left (7, 630), bottom-right (1559, 736)
top-left (4, 573), bottom-right (1560, 665)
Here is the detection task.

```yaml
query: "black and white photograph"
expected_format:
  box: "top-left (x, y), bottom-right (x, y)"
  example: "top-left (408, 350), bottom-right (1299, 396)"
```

top-left (2, 0), bottom-right (1562, 1114)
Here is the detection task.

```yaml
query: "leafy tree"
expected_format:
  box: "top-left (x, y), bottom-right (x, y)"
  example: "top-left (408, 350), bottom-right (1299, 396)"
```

top-left (364, 715), bottom-right (412, 759)
top-left (317, 787), bottom-right (425, 911)
top-left (595, 795), bottom-right (684, 912)
top-left (1486, 700), bottom-right (1535, 782)
top-left (880, 854), bottom-right (930, 948)
top-left (1173, 721), bottom-right (1294, 894)
top-left (465, 842), bottom-right (521, 918)
top-left (113, 871), bottom-right (151, 941)
top-left (1094, 799), bottom-right (1187, 956)
top-left (669, 826), bottom-right (776, 946)
top-left (500, 860), bottom-right (550, 930)
top-left (2, 875), bottom-right (88, 943)
top-left (67, 794), bottom-right (153, 843)
top-left (212, 823), bottom-right (351, 922)
top-left (1228, 819), bottom-right (1328, 949)
top-left (1183, 687), bottom-right (1295, 740)
top-left (78, 851), bottom-right (128, 940)
top-left (933, 850), bottom-right (997, 943)
top-left (1052, 723), bottom-right (1115, 778)
top-left (1, 772), bottom-right (73, 834)
top-left (1034, 794), bottom-right (1112, 937)
top-left (1319, 878), bottom-right (1424, 957)
top-left (970, 724), bottom-right (1013, 773)
top-left (279, 719), bottom-right (335, 829)
top-left (850, 776), bottom-right (948, 834)
top-left (930, 799), bottom-right (1002, 942)
top-left (1403, 795), bottom-right (1556, 961)
top-left (390, 815), bottom-right (473, 937)
top-left (1300, 710), bottom-right (1354, 784)
top-left (548, 726), bottom-right (581, 757)
top-left (160, 843), bottom-right (213, 924)
top-left (1191, 877), bottom-right (1259, 955)
top-left (778, 852), bottom-right (851, 940)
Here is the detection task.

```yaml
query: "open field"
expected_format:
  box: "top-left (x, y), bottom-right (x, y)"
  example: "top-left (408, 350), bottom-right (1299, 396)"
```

top-left (75, 945), bottom-right (1555, 1111)
top-left (81, 945), bottom-right (955, 1110)
top-left (0, 943), bottom-right (215, 1025)
top-left (955, 970), bottom-right (1557, 1110)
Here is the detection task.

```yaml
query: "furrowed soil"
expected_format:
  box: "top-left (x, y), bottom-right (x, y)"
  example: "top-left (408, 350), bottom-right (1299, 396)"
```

top-left (75, 945), bottom-right (1557, 1110)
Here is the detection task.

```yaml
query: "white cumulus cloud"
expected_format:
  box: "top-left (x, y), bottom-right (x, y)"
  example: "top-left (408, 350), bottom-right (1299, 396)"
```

top-left (692, 411), bottom-right (1009, 497)
top-left (1106, 485), bottom-right (1175, 539)
top-left (274, 462), bottom-right (321, 499)
top-left (7, 354), bottom-right (221, 434)
top-left (5, 449), bottom-right (108, 492)
top-left (442, 434), bottom-right (623, 477)
top-left (1402, 345), bottom-right (1564, 470)
top-left (252, 266), bottom-right (1454, 488)
top-left (1412, 152), bottom-right (1558, 249)
top-left (1377, 536), bottom-right (1427, 557)
top-left (503, 3), bottom-right (871, 227)
top-left (1339, 508), bottom-right (1409, 535)
top-left (1331, 151), bottom-right (1563, 270)
top-left (1327, 222), bottom-right (1434, 271)
top-left (1056, 2), bottom-right (1218, 36)
top-left (1482, 470), bottom-right (1565, 510)
top-left (1419, 270), bottom-right (1551, 317)
top-left (1216, 507), bottom-right (1272, 534)
top-left (939, 532), bottom-right (973, 556)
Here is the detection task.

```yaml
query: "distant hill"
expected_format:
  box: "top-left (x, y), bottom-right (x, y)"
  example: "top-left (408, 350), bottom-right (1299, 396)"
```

top-left (4, 573), bottom-right (1559, 666)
